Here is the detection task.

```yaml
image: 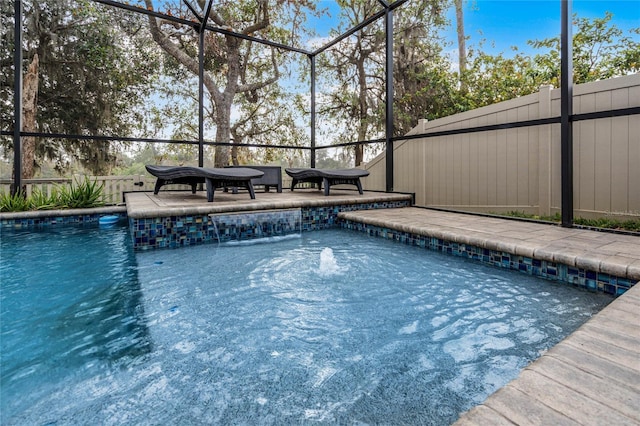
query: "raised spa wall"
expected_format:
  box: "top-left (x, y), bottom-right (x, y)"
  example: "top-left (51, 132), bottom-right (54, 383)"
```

top-left (128, 200), bottom-right (411, 250)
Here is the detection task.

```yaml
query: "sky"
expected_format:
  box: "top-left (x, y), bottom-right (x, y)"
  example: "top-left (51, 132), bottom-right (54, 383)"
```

top-left (445, 0), bottom-right (640, 54)
top-left (309, 0), bottom-right (640, 54)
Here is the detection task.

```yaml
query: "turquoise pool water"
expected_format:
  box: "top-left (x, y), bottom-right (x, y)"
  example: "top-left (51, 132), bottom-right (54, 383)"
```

top-left (1, 226), bottom-right (610, 424)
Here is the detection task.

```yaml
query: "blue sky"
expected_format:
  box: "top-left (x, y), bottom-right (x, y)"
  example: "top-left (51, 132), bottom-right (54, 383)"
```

top-left (446, 0), bottom-right (640, 54)
top-left (309, 0), bottom-right (639, 54)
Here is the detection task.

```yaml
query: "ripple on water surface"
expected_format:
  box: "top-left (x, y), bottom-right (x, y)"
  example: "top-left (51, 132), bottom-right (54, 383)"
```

top-left (1, 228), bottom-right (611, 425)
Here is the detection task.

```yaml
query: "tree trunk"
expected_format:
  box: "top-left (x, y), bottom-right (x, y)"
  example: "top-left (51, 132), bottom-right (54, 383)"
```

top-left (355, 56), bottom-right (367, 167)
top-left (214, 100), bottom-right (232, 167)
top-left (455, 0), bottom-right (467, 93)
top-left (22, 53), bottom-right (39, 179)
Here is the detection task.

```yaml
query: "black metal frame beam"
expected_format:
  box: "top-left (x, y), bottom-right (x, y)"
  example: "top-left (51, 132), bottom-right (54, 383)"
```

top-left (310, 54), bottom-right (317, 168)
top-left (561, 0), bottom-right (574, 227)
top-left (92, 0), bottom-right (312, 55)
top-left (197, 0), bottom-right (213, 167)
top-left (5, 105), bottom-right (637, 149)
top-left (12, 0), bottom-right (22, 196)
top-left (385, 6), bottom-right (394, 192)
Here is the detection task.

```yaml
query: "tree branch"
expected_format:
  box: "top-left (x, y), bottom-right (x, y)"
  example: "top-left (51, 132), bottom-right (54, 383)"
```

top-left (143, 0), bottom-right (222, 103)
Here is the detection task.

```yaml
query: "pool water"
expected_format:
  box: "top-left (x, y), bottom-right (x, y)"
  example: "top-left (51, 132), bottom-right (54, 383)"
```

top-left (1, 226), bottom-right (611, 424)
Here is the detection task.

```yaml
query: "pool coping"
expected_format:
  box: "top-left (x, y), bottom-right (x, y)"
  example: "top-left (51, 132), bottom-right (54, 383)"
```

top-left (0, 206), bottom-right (128, 228)
top-left (338, 207), bottom-right (640, 285)
top-left (124, 190), bottom-right (413, 218)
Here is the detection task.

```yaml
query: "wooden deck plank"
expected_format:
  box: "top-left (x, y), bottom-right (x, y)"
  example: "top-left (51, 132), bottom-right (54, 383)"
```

top-left (581, 316), bottom-right (640, 344)
top-left (562, 332), bottom-right (640, 372)
top-left (481, 385), bottom-right (579, 425)
top-left (453, 405), bottom-right (515, 425)
top-left (545, 343), bottom-right (640, 391)
top-left (529, 356), bottom-right (640, 421)
top-left (510, 369), bottom-right (639, 426)
top-left (578, 322), bottom-right (640, 354)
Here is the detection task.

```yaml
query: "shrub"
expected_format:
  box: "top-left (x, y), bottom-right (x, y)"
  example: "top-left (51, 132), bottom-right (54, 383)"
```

top-left (56, 177), bottom-right (105, 209)
top-left (0, 191), bottom-right (31, 212)
top-left (29, 187), bottom-right (60, 210)
top-left (0, 178), bottom-right (106, 211)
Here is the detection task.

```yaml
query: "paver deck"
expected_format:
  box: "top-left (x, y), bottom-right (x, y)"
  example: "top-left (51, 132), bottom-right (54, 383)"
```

top-left (338, 207), bottom-right (640, 425)
top-left (124, 188), bottom-right (412, 218)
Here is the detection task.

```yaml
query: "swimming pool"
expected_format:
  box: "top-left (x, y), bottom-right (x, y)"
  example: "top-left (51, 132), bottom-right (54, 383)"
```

top-left (1, 226), bottom-right (610, 424)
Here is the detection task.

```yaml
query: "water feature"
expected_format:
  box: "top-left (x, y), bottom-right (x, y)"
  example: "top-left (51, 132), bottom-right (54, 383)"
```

top-left (318, 247), bottom-right (341, 276)
top-left (1, 227), bottom-right (611, 424)
top-left (210, 208), bottom-right (301, 243)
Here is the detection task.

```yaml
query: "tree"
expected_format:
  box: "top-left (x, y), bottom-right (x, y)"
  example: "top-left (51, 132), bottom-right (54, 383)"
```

top-left (451, 13), bottom-right (639, 113)
top-left (144, 0), bottom-right (317, 168)
top-left (317, 0), bottom-right (447, 165)
top-left (1, 0), bottom-right (161, 177)
top-left (392, 1), bottom-right (450, 133)
top-left (454, 0), bottom-right (467, 93)
top-left (316, 0), bottom-right (386, 166)
top-left (529, 12), bottom-right (639, 86)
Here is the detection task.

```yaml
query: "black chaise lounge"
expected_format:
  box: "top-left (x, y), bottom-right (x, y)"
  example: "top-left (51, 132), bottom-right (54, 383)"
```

top-left (285, 168), bottom-right (370, 196)
top-left (146, 165), bottom-right (264, 202)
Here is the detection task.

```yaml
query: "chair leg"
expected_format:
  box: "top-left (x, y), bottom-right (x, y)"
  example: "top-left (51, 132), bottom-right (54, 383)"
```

top-left (154, 179), bottom-right (163, 195)
top-left (247, 182), bottom-right (257, 199)
top-left (205, 178), bottom-right (215, 202)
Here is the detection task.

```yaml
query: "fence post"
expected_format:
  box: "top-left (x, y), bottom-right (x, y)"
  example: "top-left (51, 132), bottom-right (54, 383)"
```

top-left (538, 85), bottom-right (553, 217)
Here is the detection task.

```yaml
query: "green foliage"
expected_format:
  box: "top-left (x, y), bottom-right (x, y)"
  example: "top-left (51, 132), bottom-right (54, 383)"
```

top-left (1, 0), bottom-right (161, 174)
top-left (502, 211), bottom-right (640, 232)
top-left (3, 2), bottom-right (638, 175)
top-left (451, 13), bottom-right (639, 114)
top-left (57, 178), bottom-right (105, 209)
top-left (529, 12), bottom-right (640, 86)
top-left (0, 192), bottom-right (32, 212)
top-left (0, 178), bottom-right (105, 211)
top-left (29, 187), bottom-right (59, 210)
top-left (574, 217), bottom-right (640, 232)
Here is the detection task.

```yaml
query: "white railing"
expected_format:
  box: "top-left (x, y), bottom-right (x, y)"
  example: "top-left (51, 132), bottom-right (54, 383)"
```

top-left (1, 173), bottom-right (297, 205)
top-left (0, 175), bottom-right (155, 205)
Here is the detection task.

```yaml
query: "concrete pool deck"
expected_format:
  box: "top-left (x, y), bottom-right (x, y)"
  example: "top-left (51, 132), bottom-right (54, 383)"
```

top-left (123, 189), bottom-right (640, 424)
top-left (123, 187), bottom-right (413, 218)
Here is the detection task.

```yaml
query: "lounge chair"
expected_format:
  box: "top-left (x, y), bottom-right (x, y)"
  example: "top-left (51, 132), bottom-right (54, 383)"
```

top-left (145, 165), bottom-right (264, 202)
top-left (285, 168), bottom-right (369, 196)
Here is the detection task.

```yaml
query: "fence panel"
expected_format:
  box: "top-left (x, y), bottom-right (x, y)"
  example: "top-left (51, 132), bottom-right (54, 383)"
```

top-left (362, 74), bottom-right (640, 219)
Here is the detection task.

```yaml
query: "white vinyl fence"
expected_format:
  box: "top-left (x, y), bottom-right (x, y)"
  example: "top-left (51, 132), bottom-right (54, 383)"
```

top-left (362, 74), bottom-right (640, 219)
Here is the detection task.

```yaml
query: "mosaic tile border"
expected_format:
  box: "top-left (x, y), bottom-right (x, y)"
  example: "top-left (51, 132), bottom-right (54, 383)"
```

top-left (300, 200), bottom-right (411, 231)
top-left (340, 220), bottom-right (635, 296)
top-left (130, 214), bottom-right (213, 249)
top-left (131, 199), bottom-right (412, 250)
top-left (0, 211), bottom-right (128, 228)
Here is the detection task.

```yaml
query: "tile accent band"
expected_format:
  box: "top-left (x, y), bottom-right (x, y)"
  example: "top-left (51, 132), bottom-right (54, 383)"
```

top-left (340, 219), bottom-right (635, 297)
